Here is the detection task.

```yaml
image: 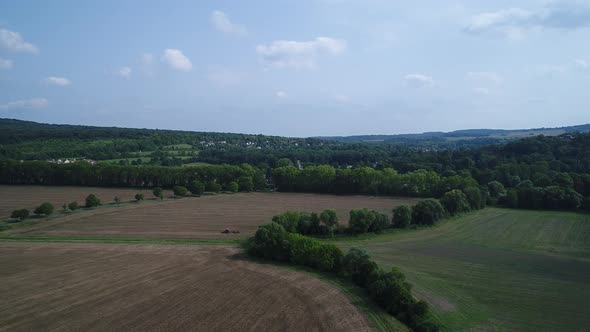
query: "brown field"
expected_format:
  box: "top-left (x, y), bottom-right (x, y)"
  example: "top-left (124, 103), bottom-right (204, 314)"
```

top-left (7, 192), bottom-right (417, 239)
top-left (0, 185), bottom-right (167, 219)
top-left (0, 242), bottom-right (373, 332)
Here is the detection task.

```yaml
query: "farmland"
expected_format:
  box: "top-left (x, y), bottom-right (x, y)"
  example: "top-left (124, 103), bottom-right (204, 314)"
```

top-left (0, 242), bottom-right (374, 331)
top-left (0, 185), bottom-right (166, 220)
top-left (335, 208), bottom-right (590, 331)
top-left (4, 189), bottom-right (417, 239)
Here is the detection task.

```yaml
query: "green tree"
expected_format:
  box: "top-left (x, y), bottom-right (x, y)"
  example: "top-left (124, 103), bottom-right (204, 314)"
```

top-left (463, 187), bottom-right (483, 210)
top-left (85, 194), bottom-right (101, 207)
top-left (114, 196), bottom-right (121, 205)
top-left (238, 176), bottom-right (254, 192)
top-left (248, 222), bottom-right (290, 261)
top-left (227, 181), bottom-right (239, 193)
top-left (206, 181), bottom-right (222, 193)
top-left (392, 205), bottom-right (412, 228)
top-left (68, 201), bottom-right (79, 210)
top-left (173, 186), bottom-right (188, 197)
top-left (440, 189), bottom-right (471, 215)
top-left (152, 187), bottom-right (163, 199)
top-left (188, 180), bottom-right (205, 195)
top-left (319, 209), bottom-right (338, 228)
top-left (277, 158), bottom-right (294, 168)
top-left (135, 193), bottom-right (144, 201)
top-left (34, 202), bottom-right (54, 215)
top-left (412, 199), bottom-right (445, 225)
top-left (11, 209), bottom-right (29, 220)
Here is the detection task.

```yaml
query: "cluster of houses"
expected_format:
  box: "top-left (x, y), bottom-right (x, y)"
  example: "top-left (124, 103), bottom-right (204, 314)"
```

top-left (46, 158), bottom-right (97, 165)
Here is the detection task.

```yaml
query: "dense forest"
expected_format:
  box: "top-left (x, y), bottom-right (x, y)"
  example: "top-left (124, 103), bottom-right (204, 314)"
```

top-left (1, 119), bottom-right (589, 212)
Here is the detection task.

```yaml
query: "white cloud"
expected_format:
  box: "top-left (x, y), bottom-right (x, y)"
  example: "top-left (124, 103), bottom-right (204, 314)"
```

top-left (256, 37), bottom-right (347, 69)
top-left (161, 49), bottom-right (192, 72)
top-left (404, 74), bottom-right (434, 87)
top-left (0, 98), bottom-right (48, 110)
top-left (44, 77), bottom-right (71, 86)
top-left (0, 57), bottom-right (13, 70)
top-left (473, 87), bottom-right (491, 95)
top-left (333, 93), bottom-right (351, 104)
top-left (276, 91), bottom-right (288, 99)
top-left (0, 28), bottom-right (39, 53)
top-left (207, 66), bottom-right (242, 85)
top-left (118, 66), bottom-right (132, 78)
top-left (210, 10), bottom-right (247, 35)
top-left (466, 2), bottom-right (590, 38)
top-left (467, 71), bottom-right (502, 84)
top-left (576, 59), bottom-right (589, 68)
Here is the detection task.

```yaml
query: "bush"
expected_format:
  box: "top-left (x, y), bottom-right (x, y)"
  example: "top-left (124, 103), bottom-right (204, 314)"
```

top-left (114, 196), bottom-right (121, 205)
top-left (152, 187), bottom-right (163, 199)
top-left (340, 248), bottom-right (379, 288)
top-left (238, 176), bottom-right (254, 192)
top-left (440, 190), bottom-right (471, 215)
top-left (319, 209), bottom-right (338, 228)
top-left (135, 193), bottom-right (144, 201)
top-left (188, 180), bottom-right (205, 195)
top-left (248, 222), bottom-right (290, 261)
top-left (85, 194), bottom-right (101, 207)
top-left (287, 233), bottom-right (343, 271)
top-left (173, 186), bottom-right (188, 197)
top-left (34, 202), bottom-right (54, 215)
top-left (272, 211), bottom-right (302, 233)
top-left (392, 205), bottom-right (412, 228)
top-left (68, 201), bottom-right (79, 210)
top-left (206, 181), bottom-right (222, 193)
top-left (583, 197), bottom-right (590, 212)
top-left (11, 209), bottom-right (29, 220)
top-left (412, 199), bottom-right (445, 225)
top-left (463, 186), bottom-right (484, 210)
top-left (227, 181), bottom-right (239, 193)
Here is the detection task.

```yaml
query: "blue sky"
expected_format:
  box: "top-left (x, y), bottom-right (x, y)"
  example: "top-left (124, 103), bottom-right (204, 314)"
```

top-left (1, 0), bottom-right (589, 136)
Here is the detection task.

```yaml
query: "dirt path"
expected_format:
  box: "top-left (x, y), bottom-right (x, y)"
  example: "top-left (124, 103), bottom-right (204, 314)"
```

top-left (0, 242), bottom-right (374, 332)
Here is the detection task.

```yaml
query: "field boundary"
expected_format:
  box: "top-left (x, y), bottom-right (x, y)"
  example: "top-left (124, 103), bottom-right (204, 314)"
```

top-left (0, 235), bottom-right (241, 245)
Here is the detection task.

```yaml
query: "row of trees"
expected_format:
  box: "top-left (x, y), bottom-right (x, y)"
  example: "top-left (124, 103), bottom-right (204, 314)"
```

top-left (247, 223), bottom-right (439, 331)
top-left (0, 160), bottom-right (265, 191)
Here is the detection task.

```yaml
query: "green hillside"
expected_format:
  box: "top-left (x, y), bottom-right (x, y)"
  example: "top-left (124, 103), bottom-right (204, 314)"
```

top-left (335, 208), bottom-right (590, 331)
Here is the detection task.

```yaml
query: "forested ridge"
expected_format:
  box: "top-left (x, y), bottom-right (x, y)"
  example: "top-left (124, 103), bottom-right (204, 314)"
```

top-left (1, 119), bottom-right (589, 212)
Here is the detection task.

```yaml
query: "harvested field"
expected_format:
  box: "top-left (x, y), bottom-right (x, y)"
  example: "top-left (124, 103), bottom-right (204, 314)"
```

top-left (0, 185), bottom-right (166, 219)
top-left (7, 192), bottom-right (417, 239)
top-left (0, 242), bottom-right (373, 332)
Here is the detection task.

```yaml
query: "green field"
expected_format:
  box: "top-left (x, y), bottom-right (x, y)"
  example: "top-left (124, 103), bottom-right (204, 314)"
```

top-left (335, 208), bottom-right (590, 331)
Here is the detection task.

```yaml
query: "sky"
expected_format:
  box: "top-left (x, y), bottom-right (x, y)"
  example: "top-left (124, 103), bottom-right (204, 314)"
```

top-left (1, 0), bottom-right (589, 137)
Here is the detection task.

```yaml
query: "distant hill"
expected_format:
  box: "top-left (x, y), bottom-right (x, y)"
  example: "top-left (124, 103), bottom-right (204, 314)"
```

top-left (318, 124), bottom-right (590, 143)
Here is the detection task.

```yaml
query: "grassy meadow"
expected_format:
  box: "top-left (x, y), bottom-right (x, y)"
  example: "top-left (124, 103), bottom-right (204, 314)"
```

top-left (335, 208), bottom-right (590, 331)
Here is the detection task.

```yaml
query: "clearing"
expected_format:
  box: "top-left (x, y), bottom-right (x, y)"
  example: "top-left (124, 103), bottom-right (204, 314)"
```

top-left (335, 208), bottom-right (590, 331)
top-left (0, 242), bottom-right (374, 332)
top-left (5, 191), bottom-right (416, 239)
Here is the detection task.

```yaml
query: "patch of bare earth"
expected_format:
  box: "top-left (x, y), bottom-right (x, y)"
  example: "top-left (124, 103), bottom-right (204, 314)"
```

top-left (0, 185), bottom-right (166, 219)
top-left (0, 242), bottom-right (373, 332)
top-left (7, 192), bottom-right (418, 239)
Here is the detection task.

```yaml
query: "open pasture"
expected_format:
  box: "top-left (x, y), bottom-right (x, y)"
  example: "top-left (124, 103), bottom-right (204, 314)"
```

top-left (6, 192), bottom-right (417, 239)
top-left (336, 208), bottom-right (590, 331)
top-left (0, 242), bottom-right (373, 332)
top-left (0, 185), bottom-right (164, 219)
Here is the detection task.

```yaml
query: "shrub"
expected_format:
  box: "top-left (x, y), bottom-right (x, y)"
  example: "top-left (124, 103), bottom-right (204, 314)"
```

top-left (173, 186), bottom-right (188, 197)
top-left (272, 211), bottom-right (302, 233)
top-left (238, 176), bottom-right (254, 192)
top-left (188, 180), bottom-right (205, 195)
top-left (135, 193), bottom-right (144, 201)
top-left (114, 196), bottom-right (121, 205)
top-left (349, 209), bottom-right (388, 234)
top-left (206, 181), bottom-right (222, 193)
top-left (152, 187), bottom-right (163, 199)
top-left (34, 202), bottom-right (54, 215)
top-left (463, 186), bottom-right (484, 210)
top-left (440, 189), bottom-right (471, 215)
top-left (583, 197), bottom-right (590, 212)
top-left (487, 181), bottom-right (506, 199)
top-left (248, 222), bottom-right (290, 261)
top-left (287, 233), bottom-right (343, 272)
top-left (319, 209), bottom-right (339, 228)
top-left (227, 181), bottom-right (239, 193)
top-left (11, 209), bottom-right (29, 220)
top-left (392, 205), bottom-right (412, 228)
top-left (340, 248), bottom-right (379, 288)
top-left (68, 201), bottom-right (79, 210)
top-left (412, 199), bottom-right (445, 225)
top-left (85, 194), bottom-right (101, 207)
